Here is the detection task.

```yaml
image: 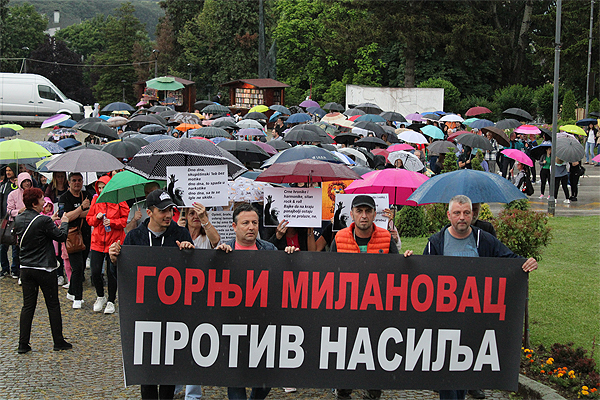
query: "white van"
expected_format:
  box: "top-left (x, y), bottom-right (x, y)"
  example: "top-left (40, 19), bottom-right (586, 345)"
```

top-left (0, 73), bottom-right (84, 124)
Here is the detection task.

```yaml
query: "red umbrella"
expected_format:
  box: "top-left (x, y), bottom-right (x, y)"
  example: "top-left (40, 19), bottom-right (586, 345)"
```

top-left (387, 143), bottom-right (414, 152)
top-left (447, 130), bottom-right (472, 141)
top-left (371, 148), bottom-right (390, 162)
top-left (501, 149), bottom-right (533, 167)
top-left (465, 106), bottom-right (492, 116)
top-left (344, 168), bottom-right (429, 205)
top-left (255, 159), bottom-right (361, 184)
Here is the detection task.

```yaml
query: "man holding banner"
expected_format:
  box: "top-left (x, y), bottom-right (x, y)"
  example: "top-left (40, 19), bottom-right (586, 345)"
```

top-left (421, 194), bottom-right (538, 400)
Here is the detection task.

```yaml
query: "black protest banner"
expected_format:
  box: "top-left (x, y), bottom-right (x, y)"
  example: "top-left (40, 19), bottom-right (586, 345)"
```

top-left (118, 246), bottom-right (527, 391)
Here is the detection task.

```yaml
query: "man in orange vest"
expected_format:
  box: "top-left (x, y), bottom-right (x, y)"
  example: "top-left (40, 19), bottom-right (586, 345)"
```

top-left (330, 195), bottom-right (410, 399)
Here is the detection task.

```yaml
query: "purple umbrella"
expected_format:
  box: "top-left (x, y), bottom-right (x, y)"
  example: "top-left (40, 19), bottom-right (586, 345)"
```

top-left (299, 100), bottom-right (320, 108)
top-left (41, 114), bottom-right (70, 129)
top-left (405, 113), bottom-right (424, 122)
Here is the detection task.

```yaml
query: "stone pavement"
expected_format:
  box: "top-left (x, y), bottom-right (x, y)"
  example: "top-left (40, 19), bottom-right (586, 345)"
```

top-left (0, 275), bottom-right (514, 399)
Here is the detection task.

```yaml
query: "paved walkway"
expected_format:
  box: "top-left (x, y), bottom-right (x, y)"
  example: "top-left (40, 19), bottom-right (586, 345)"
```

top-left (0, 276), bottom-right (513, 399)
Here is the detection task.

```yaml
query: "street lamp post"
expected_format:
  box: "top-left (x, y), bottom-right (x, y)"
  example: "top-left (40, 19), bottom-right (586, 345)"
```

top-left (187, 63), bottom-right (194, 81)
top-left (152, 49), bottom-right (160, 78)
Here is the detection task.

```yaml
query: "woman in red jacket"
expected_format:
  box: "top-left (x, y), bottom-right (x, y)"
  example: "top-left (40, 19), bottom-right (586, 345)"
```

top-left (86, 175), bottom-right (129, 314)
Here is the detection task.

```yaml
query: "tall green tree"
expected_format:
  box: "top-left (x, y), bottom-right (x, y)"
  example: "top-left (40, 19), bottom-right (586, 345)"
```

top-left (1, 2), bottom-right (47, 72)
top-left (56, 15), bottom-right (108, 61)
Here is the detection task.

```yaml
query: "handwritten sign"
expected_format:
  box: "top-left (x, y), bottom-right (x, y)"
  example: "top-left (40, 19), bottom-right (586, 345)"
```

top-left (332, 193), bottom-right (389, 231)
top-left (263, 187), bottom-right (322, 228)
top-left (208, 211), bottom-right (235, 242)
top-left (166, 166), bottom-right (228, 207)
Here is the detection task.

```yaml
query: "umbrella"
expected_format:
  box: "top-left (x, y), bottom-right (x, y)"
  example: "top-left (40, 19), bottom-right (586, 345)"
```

top-left (77, 121), bottom-right (119, 140)
top-left (0, 127), bottom-right (18, 138)
top-left (388, 150), bottom-right (424, 172)
top-left (33, 141), bottom-right (66, 154)
top-left (139, 124), bottom-right (168, 134)
top-left (503, 108), bottom-right (533, 122)
top-left (170, 112), bottom-right (202, 125)
top-left (60, 119), bottom-right (79, 128)
top-left (212, 117), bottom-right (239, 130)
top-left (352, 121), bottom-right (386, 137)
top-left (495, 119), bottom-right (521, 130)
top-left (354, 136), bottom-right (387, 150)
top-left (0, 123), bottom-right (24, 131)
top-left (253, 141), bottom-right (277, 156)
top-left (314, 121), bottom-right (339, 136)
top-left (593, 154), bottom-right (600, 163)
top-left (286, 113), bottom-right (312, 124)
top-left (422, 113), bottom-right (440, 121)
top-left (267, 140), bottom-right (291, 151)
top-left (125, 138), bottom-right (246, 180)
top-left (336, 148), bottom-right (368, 166)
top-left (217, 141), bottom-right (270, 165)
top-left (144, 134), bottom-right (176, 143)
top-left (194, 100), bottom-right (214, 111)
top-left (244, 111), bottom-right (268, 120)
top-left (128, 114), bottom-right (167, 129)
top-left (465, 106), bottom-right (492, 116)
top-left (555, 136), bottom-right (585, 162)
top-left (57, 138), bottom-right (82, 150)
top-left (380, 111), bottom-right (406, 122)
top-left (306, 106), bottom-right (326, 117)
top-left (41, 114), bottom-right (71, 129)
top-left (344, 108), bottom-right (365, 117)
top-left (439, 114), bottom-right (464, 123)
top-left (331, 151), bottom-right (356, 165)
top-left (101, 140), bottom-right (142, 159)
top-left (454, 133), bottom-right (492, 151)
top-left (299, 100), bottom-right (320, 108)
top-left (407, 169), bottom-right (527, 204)
top-left (73, 117), bottom-right (105, 129)
top-left (102, 102), bottom-right (135, 112)
top-left (35, 154), bottom-right (62, 172)
top-left (202, 104), bottom-right (230, 114)
top-left (0, 139), bottom-right (52, 162)
top-left (398, 130), bottom-right (428, 144)
top-left (288, 124), bottom-right (333, 144)
top-left (469, 119), bottom-right (494, 129)
top-left (96, 170), bottom-right (165, 204)
top-left (189, 127), bottom-right (231, 139)
top-left (388, 143), bottom-right (414, 152)
top-left (228, 177), bottom-right (271, 203)
top-left (256, 159), bottom-right (361, 184)
top-left (45, 149), bottom-right (124, 172)
top-left (405, 113), bottom-right (424, 122)
top-left (481, 126), bottom-right (510, 147)
top-left (589, 111), bottom-right (600, 118)
top-left (501, 149), bottom-right (533, 167)
top-left (559, 125), bottom-right (586, 136)
top-left (354, 103), bottom-right (383, 115)
top-left (350, 165), bottom-right (373, 176)
top-left (323, 102), bottom-right (344, 112)
top-left (529, 143), bottom-right (552, 160)
top-left (576, 118), bottom-right (598, 127)
top-left (67, 143), bottom-right (102, 152)
top-left (121, 136), bottom-right (149, 147)
top-left (237, 119), bottom-right (264, 130)
top-left (355, 114), bottom-right (386, 123)
top-left (176, 123), bottom-right (201, 132)
top-left (236, 128), bottom-right (266, 137)
top-left (427, 141), bottom-right (457, 155)
top-left (463, 118), bottom-right (479, 127)
top-left (345, 168), bottom-right (428, 206)
top-left (269, 105), bottom-right (291, 114)
top-left (420, 125), bottom-right (444, 139)
top-left (261, 145), bottom-right (346, 168)
top-left (146, 76), bottom-right (185, 91)
top-left (370, 148), bottom-right (390, 162)
top-left (99, 115), bottom-right (110, 121)
top-left (514, 125), bottom-right (541, 135)
top-left (284, 126), bottom-right (323, 143)
top-left (333, 132), bottom-right (360, 146)
top-left (148, 105), bottom-right (172, 113)
top-left (248, 105), bottom-right (269, 113)
top-left (447, 130), bottom-right (471, 141)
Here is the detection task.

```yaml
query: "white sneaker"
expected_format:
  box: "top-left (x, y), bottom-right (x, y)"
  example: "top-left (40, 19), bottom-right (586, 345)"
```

top-left (538, 194), bottom-right (544, 199)
top-left (283, 388), bottom-right (297, 393)
top-left (546, 195), bottom-right (550, 199)
top-left (563, 199), bottom-right (570, 204)
top-left (62, 282), bottom-right (70, 289)
top-left (72, 300), bottom-right (83, 309)
top-left (93, 296), bottom-right (107, 312)
top-left (66, 293), bottom-right (75, 301)
top-left (104, 301), bottom-right (115, 314)
top-left (18, 278), bottom-right (22, 286)
top-left (57, 276), bottom-right (65, 286)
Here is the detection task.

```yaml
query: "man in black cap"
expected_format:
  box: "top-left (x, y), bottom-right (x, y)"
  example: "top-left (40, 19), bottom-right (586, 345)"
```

top-left (109, 189), bottom-right (193, 400)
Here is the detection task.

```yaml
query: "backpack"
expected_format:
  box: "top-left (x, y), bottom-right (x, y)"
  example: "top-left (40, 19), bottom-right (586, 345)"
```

top-left (522, 173), bottom-right (534, 196)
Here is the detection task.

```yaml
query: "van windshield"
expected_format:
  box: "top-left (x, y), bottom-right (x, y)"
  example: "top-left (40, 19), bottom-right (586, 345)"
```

top-left (38, 84), bottom-right (65, 102)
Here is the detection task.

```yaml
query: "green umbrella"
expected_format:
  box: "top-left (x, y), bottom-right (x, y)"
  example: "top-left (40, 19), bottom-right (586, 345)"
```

top-left (146, 76), bottom-right (185, 91)
top-left (0, 139), bottom-right (52, 163)
top-left (96, 170), bottom-right (165, 204)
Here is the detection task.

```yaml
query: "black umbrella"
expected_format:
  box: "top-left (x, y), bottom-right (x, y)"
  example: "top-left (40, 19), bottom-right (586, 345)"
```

top-left (78, 122), bottom-right (119, 140)
top-left (194, 100), bottom-right (214, 111)
top-left (422, 113), bottom-right (440, 121)
top-left (122, 136), bottom-right (149, 147)
top-left (427, 140), bottom-right (457, 154)
top-left (217, 140), bottom-right (270, 165)
top-left (284, 126), bottom-right (323, 143)
top-left (354, 136), bottom-right (388, 150)
top-left (170, 112), bottom-right (202, 125)
top-left (454, 133), bottom-right (493, 151)
top-left (354, 102), bottom-right (383, 115)
top-left (352, 121), bottom-right (386, 137)
top-left (529, 143), bottom-right (552, 160)
top-left (319, 144), bottom-right (336, 152)
top-left (323, 102), bottom-right (344, 112)
top-left (188, 127), bottom-right (231, 139)
top-left (269, 105), bottom-right (291, 115)
top-left (128, 114), bottom-right (167, 130)
top-left (0, 127), bottom-right (18, 138)
top-left (538, 127), bottom-right (552, 141)
top-left (380, 111), bottom-right (406, 122)
top-left (288, 124), bottom-right (334, 144)
top-left (344, 108), bottom-right (365, 117)
top-left (495, 119), bottom-right (521, 130)
top-left (101, 140), bottom-right (142, 159)
top-left (589, 111), bottom-right (600, 118)
top-left (125, 138), bottom-right (246, 180)
top-left (67, 143), bottom-right (102, 152)
top-left (503, 108), bottom-right (534, 122)
top-left (45, 149), bottom-right (124, 172)
top-left (139, 124), bottom-right (168, 135)
top-left (406, 122), bottom-right (426, 131)
top-left (159, 109), bottom-right (177, 118)
top-left (334, 132), bottom-right (360, 145)
top-left (202, 104), bottom-right (230, 114)
top-left (101, 102), bottom-right (135, 112)
top-left (481, 126), bottom-right (510, 147)
top-left (148, 105), bottom-right (172, 113)
top-left (381, 125), bottom-right (399, 143)
top-left (211, 117), bottom-right (239, 130)
top-left (267, 140), bottom-right (291, 151)
top-left (73, 117), bottom-right (105, 130)
top-left (244, 111), bottom-right (268, 120)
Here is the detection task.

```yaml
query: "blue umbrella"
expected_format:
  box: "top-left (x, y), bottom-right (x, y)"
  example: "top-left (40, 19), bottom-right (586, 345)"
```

top-left (101, 102), bottom-right (135, 112)
top-left (34, 141), bottom-right (66, 154)
top-left (421, 125), bottom-right (444, 139)
top-left (57, 138), bottom-right (82, 150)
top-left (469, 119), bottom-right (495, 129)
top-left (407, 169), bottom-right (527, 204)
top-left (261, 145), bottom-right (346, 168)
top-left (286, 113), bottom-right (312, 124)
top-left (144, 134), bottom-right (176, 143)
top-left (269, 111), bottom-right (282, 122)
top-left (306, 107), bottom-right (326, 118)
top-left (57, 119), bottom-right (77, 128)
top-left (354, 114), bottom-right (386, 123)
top-left (576, 118), bottom-right (597, 127)
top-left (99, 115), bottom-right (110, 121)
top-left (210, 137), bottom-right (230, 144)
top-left (529, 143), bottom-right (552, 160)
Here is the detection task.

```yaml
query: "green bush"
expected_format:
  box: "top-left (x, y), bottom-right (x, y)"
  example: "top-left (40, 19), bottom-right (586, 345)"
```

top-left (504, 199), bottom-right (531, 211)
top-left (424, 203), bottom-right (448, 233)
top-left (442, 151), bottom-right (459, 173)
top-left (493, 84), bottom-right (536, 119)
top-left (478, 203), bottom-right (494, 221)
top-left (494, 209), bottom-right (552, 260)
top-left (322, 80), bottom-right (346, 105)
top-left (562, 90), bottom-right (577, 121)
top-left (589, 98), bottom-right (600, 114)
top-left (395, 206), bottom-right (428, 237)
top-left (471, 150), bottom-right (484, 171)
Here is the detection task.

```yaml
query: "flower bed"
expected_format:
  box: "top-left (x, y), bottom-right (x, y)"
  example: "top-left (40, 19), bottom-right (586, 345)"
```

top-left (521, 343), bottom-right (600, 398)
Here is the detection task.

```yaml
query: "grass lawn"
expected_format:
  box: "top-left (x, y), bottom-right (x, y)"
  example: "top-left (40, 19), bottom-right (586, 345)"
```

top-left (399, 215), bottom-right (600, 364)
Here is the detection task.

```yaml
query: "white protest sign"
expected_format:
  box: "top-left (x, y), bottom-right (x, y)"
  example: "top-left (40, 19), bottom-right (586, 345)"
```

top-left (208, 211), bottom-right (235, 242)
top-left (332, 193), bottom-right (390, 231)
top-left (166, 165), bottom-right (228, 207)
top-left (263, 187), bottom-right (322, 228)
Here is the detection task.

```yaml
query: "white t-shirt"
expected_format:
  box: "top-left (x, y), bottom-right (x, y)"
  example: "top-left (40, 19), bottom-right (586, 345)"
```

top-left (193, 234), bottom-right (213, 249)
top-left (588, 129), bottom-right (596, 143)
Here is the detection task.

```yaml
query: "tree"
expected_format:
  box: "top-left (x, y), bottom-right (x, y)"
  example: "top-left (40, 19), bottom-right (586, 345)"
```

top-left (1, 2), bottom-right (47, 72)
top-left (56, 15), bottom-right (108, 61)
top-left (418, 78), bottom-right (461, 113)
top-left (561, 90), bottom-right (577, 122)
top-left (493, 84), bottom-right (536, 118)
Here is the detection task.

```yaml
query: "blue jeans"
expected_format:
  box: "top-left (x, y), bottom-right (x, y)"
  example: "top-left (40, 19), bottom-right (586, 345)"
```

top-left (227, 387), bottom-right (271, 400)
top-left (585, 142), bottom-right (595, 162)
top-left (185, 385), bottom-right (202, 399)
top-left (1, 244), bottom-right (19, 275)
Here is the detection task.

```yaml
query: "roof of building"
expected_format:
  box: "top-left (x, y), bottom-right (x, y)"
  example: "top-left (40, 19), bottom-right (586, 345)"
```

top-left (221, 79), bottom-right (290, 88)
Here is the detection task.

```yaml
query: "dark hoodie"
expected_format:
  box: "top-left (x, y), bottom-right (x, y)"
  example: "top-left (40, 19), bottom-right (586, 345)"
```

top-left (123, 218), bottom-right (192, 248)
top-left (0, 163), bottom-right (18, 218)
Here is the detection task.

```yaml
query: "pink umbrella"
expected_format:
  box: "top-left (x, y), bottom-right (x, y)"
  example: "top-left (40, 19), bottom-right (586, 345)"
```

top-left (405, 113), bottom-right (425, 122)
top-left (371, 148), bottom-right (390, 162)
top-left (387, 143), bottom-right (414, 152)
top-left (253, 141), bottom-right (277, 156)
top-left (593, 154), bottom-right (600, 163)
top-left (344, 168), bottom-right (429, 205)
top-left (255, 159), bottom-right (361, 184)
top-left (41, 114), bottom-right (70, 129)
top-left (501, 149), bottom-right (533, 167)
top-left (465, 106), bottom-right (492, 116)
top-left (514, 124), bottom-right (541, 135)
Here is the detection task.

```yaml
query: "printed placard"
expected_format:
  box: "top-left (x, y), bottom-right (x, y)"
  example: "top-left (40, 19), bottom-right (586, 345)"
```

top-left (332, 193), bottom-right (389, 231)
top-left (166, 165), bottom-right (228, 207)
top-left (321, 180), bottom-right (354, 221)
top-left (208, 211), bottom-right (235, 242)
top-left (263, 187), bottom-right (322, 228)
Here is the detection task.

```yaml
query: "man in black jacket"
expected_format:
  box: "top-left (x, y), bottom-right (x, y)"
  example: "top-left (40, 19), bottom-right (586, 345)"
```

top-left (0, 163), bottom-right (18, 277)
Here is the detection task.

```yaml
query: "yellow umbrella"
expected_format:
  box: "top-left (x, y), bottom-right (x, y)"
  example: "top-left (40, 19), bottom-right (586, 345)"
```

top-left (249, 104), bottom-right (269, 113)
top-left (0, 123), bottom-right (24, 130)
top-left (559, 125), bottom-right (586, 136)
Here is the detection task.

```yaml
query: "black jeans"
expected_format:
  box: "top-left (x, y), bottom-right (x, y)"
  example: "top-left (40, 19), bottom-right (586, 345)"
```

top-left (554, 175), bottom-right (569, 199)
top-left (19, 268), bottom-right (65, 347)
top-left (140, 384), bottom-right (175, 400)
top-left (90, 250), bottom-right (117, 301)
top-left (67, 250), bottom-right (86, 301)
top-left (569, 171), bottom-right (580, 198)
top-left (539, 168), bottom-right (551, 195)
top-left (227, 387), bottom-right (271, 400)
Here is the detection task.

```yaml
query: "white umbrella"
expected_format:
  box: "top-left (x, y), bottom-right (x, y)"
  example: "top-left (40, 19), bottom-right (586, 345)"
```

top-left (440, 114), bottom-right (464, 123)
top-left (388, 151), bottom-right (424, 172)
top-left (398, 130), bottom-right (428, 144)
top-left (321, 112), bottom-right (347, 124)
top-left (331, 151), bottom-right (356, 165)
top-left (107, 116), bottom-right (128, 127)
top-left (337, 147), bottom-right (368, 166)
top-left (237, 119), bottom-right (264, 130)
